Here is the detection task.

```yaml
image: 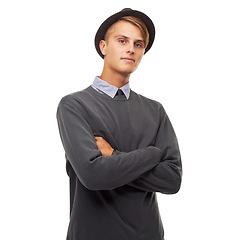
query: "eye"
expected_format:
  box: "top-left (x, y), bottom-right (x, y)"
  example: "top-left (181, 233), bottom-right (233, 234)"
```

top-left (119, 39), bottom-right (126, 44)
top-left (135, 43), bottom-right (144, 48)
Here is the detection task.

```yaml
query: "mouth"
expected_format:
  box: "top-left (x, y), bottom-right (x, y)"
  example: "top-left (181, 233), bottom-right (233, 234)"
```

top-left (121, 58), bottom-right (135, 63)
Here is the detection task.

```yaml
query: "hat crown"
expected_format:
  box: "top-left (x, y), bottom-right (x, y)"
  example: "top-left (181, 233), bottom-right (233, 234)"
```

top-left (121, 8), bottom-right (132, 12)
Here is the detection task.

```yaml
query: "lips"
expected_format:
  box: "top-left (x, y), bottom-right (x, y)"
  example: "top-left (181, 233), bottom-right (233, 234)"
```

top-left (121, 58), bottom-right (135, 62)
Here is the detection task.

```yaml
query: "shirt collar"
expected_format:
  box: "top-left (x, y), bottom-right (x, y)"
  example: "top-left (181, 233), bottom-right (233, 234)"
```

top-left (91, 76), bottom-right (130, 99)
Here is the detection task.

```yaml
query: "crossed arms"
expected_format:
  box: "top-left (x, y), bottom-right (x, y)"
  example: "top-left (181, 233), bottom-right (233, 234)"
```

top-left (57, 97), bottom-right (182, 194)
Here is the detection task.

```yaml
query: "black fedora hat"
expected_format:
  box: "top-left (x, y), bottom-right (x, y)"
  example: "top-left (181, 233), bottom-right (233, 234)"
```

top-left (95, 8), bottom-right (155, 59)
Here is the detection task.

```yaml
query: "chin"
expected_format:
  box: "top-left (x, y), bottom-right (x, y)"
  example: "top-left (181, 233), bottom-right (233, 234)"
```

top-left (119, 70), bottom-right (135, 76)
top-left (119, 66), bottom-right (137, 75)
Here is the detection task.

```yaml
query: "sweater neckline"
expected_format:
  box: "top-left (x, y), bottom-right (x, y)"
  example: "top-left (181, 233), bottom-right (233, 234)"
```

top-left (87, 86), bottom-right (134, 101)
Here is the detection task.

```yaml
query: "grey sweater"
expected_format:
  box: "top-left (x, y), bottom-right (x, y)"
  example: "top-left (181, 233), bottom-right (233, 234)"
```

top-left (56, 86), bottom-right (182, 240)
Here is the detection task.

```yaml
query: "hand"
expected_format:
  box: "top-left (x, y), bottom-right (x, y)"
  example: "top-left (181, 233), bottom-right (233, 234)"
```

top-left (94, 136), bottom-right (114, 157)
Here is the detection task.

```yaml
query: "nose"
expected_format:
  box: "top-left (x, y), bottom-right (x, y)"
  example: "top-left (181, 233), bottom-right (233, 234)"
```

top-left (126, 42), bottom-right (135, 54)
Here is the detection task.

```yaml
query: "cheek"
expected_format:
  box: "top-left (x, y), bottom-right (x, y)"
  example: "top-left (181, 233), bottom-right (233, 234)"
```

top-left (108, 41), bottom-right (120, 53)
top-left (106, 45), bottom-right (121, 61)
top-left (135, 52), bottom-right (144, 64)
top-left (105, 49), bottom-right (120, 67)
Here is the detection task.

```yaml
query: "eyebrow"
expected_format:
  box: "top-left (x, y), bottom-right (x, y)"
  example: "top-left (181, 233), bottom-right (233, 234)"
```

top-left (114, 35), bottom-right (144, 43)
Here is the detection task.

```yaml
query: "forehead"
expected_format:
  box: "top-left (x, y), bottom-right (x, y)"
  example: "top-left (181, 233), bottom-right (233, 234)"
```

top-left (106, 20), bottom-right (144, 40)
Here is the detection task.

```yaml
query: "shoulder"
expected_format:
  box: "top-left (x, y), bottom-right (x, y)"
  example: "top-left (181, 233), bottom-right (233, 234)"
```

top-left (56, 87), bottom-right (96, 121)
top-left (58, 86), bottom-right (94, 107)
top-left (131, 90), bottom-right (166, 116)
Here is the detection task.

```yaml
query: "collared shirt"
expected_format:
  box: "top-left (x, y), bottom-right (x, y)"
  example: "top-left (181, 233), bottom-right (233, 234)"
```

top-left (91, 76), bottom-right (130, 99)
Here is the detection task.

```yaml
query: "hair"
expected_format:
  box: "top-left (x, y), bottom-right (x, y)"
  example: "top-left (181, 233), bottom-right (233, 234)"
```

top-left (104, 16), bottom-right (149, 48)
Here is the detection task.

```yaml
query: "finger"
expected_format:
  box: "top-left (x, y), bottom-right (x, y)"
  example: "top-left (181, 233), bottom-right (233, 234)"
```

top-left (94, 136), bottom-right (102, 140)
top-left (94, 136), bottom-right (100, 141)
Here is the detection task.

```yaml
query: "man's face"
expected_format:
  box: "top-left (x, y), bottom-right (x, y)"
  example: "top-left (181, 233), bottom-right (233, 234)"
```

top-left (100, 20), bottom-right (145, 77)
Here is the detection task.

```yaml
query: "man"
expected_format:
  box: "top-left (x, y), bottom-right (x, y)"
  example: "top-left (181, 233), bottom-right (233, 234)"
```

top-left (57, 8), bottom-right (182, 240)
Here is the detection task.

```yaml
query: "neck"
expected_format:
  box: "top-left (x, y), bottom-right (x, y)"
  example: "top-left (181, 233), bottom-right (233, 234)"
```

top-left (100, 67), bottom-right (130, 89)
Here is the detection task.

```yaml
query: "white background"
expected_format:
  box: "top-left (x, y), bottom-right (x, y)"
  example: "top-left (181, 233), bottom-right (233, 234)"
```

top-left (1, 0), bottom-right (246, 239)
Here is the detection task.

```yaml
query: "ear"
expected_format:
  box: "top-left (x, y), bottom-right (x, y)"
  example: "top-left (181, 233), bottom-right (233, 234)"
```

top-left (99, 40), bottom-right (107, 56)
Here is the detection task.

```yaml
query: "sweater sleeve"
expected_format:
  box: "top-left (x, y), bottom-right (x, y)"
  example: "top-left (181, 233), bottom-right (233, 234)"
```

top-left (56, 97), bottom-right (161, 191)
top-left (127, 110), bottom-right (182, 194)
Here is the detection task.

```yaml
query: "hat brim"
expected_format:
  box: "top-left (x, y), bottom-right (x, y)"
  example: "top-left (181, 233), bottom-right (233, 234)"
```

top-left (95, 9), bottom-right (155, 59)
